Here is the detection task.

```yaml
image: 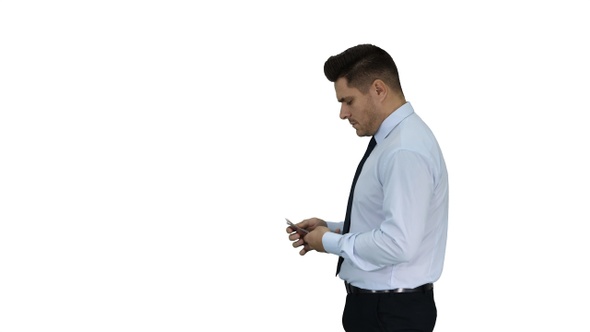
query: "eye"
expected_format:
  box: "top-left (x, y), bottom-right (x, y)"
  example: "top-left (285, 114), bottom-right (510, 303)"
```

top-left (346, 99), bottom-right (353, 106)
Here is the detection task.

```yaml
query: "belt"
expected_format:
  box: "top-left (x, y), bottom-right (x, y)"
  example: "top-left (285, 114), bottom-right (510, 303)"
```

top-left (345, 282), bottom-right (433, 294)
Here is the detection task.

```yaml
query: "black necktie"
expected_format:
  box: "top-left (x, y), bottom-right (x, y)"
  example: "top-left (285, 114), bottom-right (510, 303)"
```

top-left (336, 136), bottom-right (377, 276)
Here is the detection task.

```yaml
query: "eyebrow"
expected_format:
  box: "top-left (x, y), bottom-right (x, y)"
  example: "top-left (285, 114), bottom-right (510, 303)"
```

top-left (338, 96), bottom-right (352, 103)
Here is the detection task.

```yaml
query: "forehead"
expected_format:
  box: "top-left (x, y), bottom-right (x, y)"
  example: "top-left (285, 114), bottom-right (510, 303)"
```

top-left (334, 77), bottom-right (362, 100)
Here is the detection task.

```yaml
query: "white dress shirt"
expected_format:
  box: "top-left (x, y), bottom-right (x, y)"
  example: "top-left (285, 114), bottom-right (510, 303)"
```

top-left (323, 102), bottom-right (449, 290)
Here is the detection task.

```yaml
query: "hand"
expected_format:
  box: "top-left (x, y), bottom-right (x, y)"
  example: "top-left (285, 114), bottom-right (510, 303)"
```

top-left (286, 218), bottom-right (338, 255)
top-left (302, 226), bottom-right (331, 253)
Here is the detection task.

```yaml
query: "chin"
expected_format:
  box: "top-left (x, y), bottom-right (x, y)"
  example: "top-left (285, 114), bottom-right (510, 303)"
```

top-left (353, 127), bottom-right (366, 136)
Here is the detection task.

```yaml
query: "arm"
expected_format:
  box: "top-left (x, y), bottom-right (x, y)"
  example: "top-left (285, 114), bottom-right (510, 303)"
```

top-left (338, 150), bottom-right (435, 270)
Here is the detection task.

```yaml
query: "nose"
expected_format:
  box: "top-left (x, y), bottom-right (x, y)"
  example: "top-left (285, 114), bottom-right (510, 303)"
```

top-left (339, 105), bottom-right (349, 120)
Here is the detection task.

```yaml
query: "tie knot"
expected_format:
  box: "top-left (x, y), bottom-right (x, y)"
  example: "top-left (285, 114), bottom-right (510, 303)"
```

top-left (364, 136), bottom-right (377, 157)
top-left (368, 136), bottom-right (376, 149)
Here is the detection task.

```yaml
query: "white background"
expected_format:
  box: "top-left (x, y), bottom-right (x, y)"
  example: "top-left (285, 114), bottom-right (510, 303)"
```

top-left (1, 1), bottom-right (589, 331)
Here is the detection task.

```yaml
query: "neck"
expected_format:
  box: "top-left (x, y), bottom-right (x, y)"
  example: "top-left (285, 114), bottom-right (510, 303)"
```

top-left (382, 96), bottom-right (406, 117)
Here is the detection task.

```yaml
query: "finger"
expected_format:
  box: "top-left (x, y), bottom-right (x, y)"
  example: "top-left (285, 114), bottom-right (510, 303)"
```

top-left (300, 244), bottom-right (314, 255)
top-left (292, 239), bottom-right (305, 248)
top-left (300, 245), bottom-right (313, 255)
top-left (288, 233), bottom-right (301, 241)
top-left (335, 228), bottom-right (341, 234)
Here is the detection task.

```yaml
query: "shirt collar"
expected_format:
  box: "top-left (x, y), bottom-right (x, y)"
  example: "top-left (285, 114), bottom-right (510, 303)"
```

top-left (374, 102), bottom-right (415, 144)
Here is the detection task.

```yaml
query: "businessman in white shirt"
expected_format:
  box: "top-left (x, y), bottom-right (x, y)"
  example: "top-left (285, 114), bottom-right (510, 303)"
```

top-left (287, 44), bottom-right (449, 332)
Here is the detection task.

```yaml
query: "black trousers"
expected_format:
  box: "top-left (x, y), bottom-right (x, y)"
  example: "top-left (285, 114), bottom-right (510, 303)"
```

top-left (342, 289), bottom-right (437, 332)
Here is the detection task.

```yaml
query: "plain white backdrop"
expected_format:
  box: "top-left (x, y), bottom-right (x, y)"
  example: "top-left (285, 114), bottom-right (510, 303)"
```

top-left (1, 1), bottom-right (589, 331)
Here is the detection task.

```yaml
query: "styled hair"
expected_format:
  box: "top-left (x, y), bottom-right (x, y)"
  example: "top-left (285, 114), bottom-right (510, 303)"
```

top-left (324, 44), bottom-right (403, 94)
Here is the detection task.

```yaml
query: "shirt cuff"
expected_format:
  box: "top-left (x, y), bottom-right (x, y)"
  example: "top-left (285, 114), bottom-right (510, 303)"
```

top-left (322, 231), bottom-right (342, 256)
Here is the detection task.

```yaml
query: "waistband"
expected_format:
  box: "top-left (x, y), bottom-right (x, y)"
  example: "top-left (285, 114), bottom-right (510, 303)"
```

top-left (345, 282), bottom-right (433, 294)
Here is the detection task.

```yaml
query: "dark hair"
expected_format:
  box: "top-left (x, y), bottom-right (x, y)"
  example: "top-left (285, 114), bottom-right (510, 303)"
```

top-left (324, 44), bottom-right (403, 94)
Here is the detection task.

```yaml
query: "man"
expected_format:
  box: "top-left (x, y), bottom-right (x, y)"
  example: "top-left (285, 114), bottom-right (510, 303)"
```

top-left (286, 44), bottom-right (449, 332)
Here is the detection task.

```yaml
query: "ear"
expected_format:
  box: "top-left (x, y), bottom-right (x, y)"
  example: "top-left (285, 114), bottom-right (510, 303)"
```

top-left (371, 79), bottom-right (388, 102)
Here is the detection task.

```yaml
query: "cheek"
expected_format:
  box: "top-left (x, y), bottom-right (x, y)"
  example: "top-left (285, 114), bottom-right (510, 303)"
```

top-left (352, 105), bottom-right (364, 116)
top-left (355, 106), bottom-right (369, 121)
